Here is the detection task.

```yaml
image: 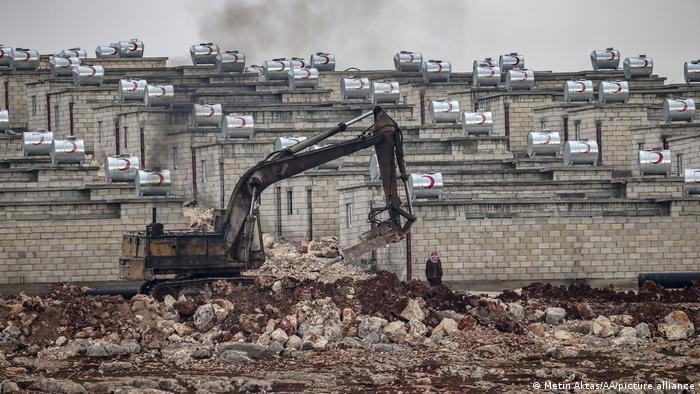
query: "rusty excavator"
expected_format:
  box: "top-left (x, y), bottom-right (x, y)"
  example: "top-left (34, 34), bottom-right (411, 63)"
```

top-left (119, 106), bottom-right (416, 297)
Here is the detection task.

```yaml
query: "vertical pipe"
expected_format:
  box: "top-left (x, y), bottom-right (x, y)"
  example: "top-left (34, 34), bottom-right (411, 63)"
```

top-left (152, 207), bottom-right (157, 223)
top-left (115, 117), bottom-right (120, 155)
top-left (46, 95), bottom-right (51, 130)
top-left (595, 120), bottom-right (603, 166)
top-left (562, 115), bottom-right (569, 142)
top-left (191, 148), bottom-right (198, 200)
top-left (406, 231), bottom-right (412, 281)
top-left (419, 90), bottom-right (425, 125)
top-left (504, 103), bottom-right (511, 151)
top-left (139, 127), bottom-right (145, 168)
top-left (4, 81), bottom-right (9, 111)
top-left (68, 102), bottom-right (74, 136)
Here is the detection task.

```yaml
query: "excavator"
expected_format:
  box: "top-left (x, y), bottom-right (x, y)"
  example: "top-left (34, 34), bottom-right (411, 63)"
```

top-left (119, 106), bottom-right (416, 297)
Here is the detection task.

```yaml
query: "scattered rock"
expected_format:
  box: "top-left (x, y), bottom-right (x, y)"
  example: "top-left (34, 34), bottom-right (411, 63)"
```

top-left (370, 374), bottom-right (397, 386)
top-left (527, 323), bottom-right (545, 337)
top-left (270, 328), bottom-right (289, 344)
top-left (554, 330), bottom-right (573, 340)
top-left (382, 321), bottom-right (407, 343)
top-left (266, 341), bottom-right (284, 355)
top-left (341, 337), bottom-right (362, 348)
top-left (173, 300), bottom-right (197, 318)
top-left (657, 311), bottom-right (694, 341)
top-left (568, 302), bottom-right (594, 319)
top-left (592, 316), bottom-right (614, 338)
top-left (458, 316), bottom-right (477, 331)
top-left (99, 361), bottom-right (132, 372)
top-left (609, 314), bottom-right (635, 326)
top-left (618, 327), bottom-right (637, 338)
top-left (545, 307), bottom-right (566, 325)
top-left (216, 342), bottom-right (268, 360)
top-left (507, 303), bottom-right (525, 321)
top-left (432, 318), bottom-right (458, 337)
top-left (635, 322), bottom-right (651, 338)
top-left (286, 335), bottom-right (302, 350)
top-left (301, 330), bottom-right (328, 350)
top-left (193, 304), bottom-right (216, 333)
top-left (218, 350), bottom-right (253, 364)
top-left (397, 298), bottom-right (425, 322)
top-left (407, 319), bottom-right (428, 336)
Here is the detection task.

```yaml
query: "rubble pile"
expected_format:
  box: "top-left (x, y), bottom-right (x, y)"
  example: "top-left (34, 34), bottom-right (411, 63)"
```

top-left (182, 207), bottom-right (215, 231)
top-left (245, 235), bottom-right (373, 282)
top-left (0, 278), bottom-right (699, 391)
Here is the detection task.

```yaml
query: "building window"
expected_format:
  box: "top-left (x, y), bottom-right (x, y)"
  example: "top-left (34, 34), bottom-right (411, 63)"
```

top-left (346, 203), bottom-right (352, 228)
top-left (31, 96), bottom-right (36, 116)
top-left (287, 190), bottom-right (293, 215)
top-left (201, 159), bottom-right (207, 183)
top-left (677, 154), bottom-right (683, 176)
top-left (123, 126), bottom-right (128, 148)
top-left (540, 119), bottom-right (545, 130)
top-left (574, 120), bottom-right (581, 140)
top-left (54, 105), bottom-right (59, 128)
top-left (173, 147), bottom-right (178, 169)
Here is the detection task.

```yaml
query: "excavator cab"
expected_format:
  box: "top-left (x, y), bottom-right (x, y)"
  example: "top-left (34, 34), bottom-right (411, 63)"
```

top-left (119, 106), bottom-right (415, 296)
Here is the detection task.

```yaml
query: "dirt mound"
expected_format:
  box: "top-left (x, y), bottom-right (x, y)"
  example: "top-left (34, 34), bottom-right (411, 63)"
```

top-left (521, 281), bottom-right (700, 303)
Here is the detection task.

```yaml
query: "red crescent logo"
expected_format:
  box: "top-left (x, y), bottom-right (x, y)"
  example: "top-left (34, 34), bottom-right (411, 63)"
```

top-left (583, 142), bottom-right (591, 153)
top-left (487, 68), bottom-right (495, 77)
top-left (422, 175), bottom-right (436, 189)
top-left (276, 61), bottom-right (286, 70)
top-left (575, 81), bottom-right (586, 92)
top-left (445, 103), bottom-right (453, 112)
top-left (88, 66), bottom-right (97, 76)
top-left (693, 169), bottom-right (700, 183)
top-left (69, 141), bottom-right (77, 153)
top-left (387, 83), bottom-right (396, 93)
top-left (156, 87), bottom-right (166, 97)
top-left (301, 69), bottom-right (311, 79)
top-left (298, 60), bottom-right (306, 68)
top-left (357, 79), bottom-right (365, 89)
top-left (543, 135), bottom-right (551, 144)
top-left (22, 51), bottom-right (30, 61)
top-left (231, 53), bottom-right (239, 62)
top-left (408, 54), bottom-right (414, 63)
top-left (205, 46), bottom-right (213, 56)
top-left (612, 82), bottom-right (622, 93)
top-left (435, 63), bottom-right (442, 73)
top-left (0, 49), bottom-right (4, 58)
top-left (233, 116), bottom-right (246, 127)
top-left (651, 152), bottom-right (664, 164)
top-left (321, 55), bottom-right (330, 64)
top-left (149, 172), bottom-right (165, 186)
top-left (118, 158), bottom-right (131, 171)
top-left (513, 56), bottom-right (521, 66)
top-left (71, 50), bottom-right (80, 57)
top-left (477, 114), bottom-right (486, 124)
top-left (66, 58), bottom-right (73, 66)
top-left (204, 106), bottom-right (215, 117)
top-left (642, 59), bottom-right (649, 68)
top-left (677, 100), bottom-right (688, 112)
top-left (128, 42), bottom-right (138, 52)
top-left (130, 81), bottom-right (138, 91)
top-left (110, 47), bottom-right (118, 55)
top-left (32, 134), bottom-right (44, 145)
top-left (290, 138), bottom-right (300, 145)
top-left (518, 71), bottom-right (528, 81)
top-left (608, 51), bottom-right (616, 61)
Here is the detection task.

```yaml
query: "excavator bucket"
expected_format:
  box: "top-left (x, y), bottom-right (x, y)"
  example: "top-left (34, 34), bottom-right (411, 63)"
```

top-left (340, 220), bottom-right (405, 262)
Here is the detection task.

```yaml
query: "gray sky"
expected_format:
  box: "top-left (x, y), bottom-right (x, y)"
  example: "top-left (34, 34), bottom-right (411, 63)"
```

top-left (1, 0), bottom-right (698, 83)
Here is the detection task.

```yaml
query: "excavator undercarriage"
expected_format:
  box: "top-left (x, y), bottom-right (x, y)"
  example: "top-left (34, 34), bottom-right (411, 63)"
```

top-left (119, 106), bottom-right (416, 297)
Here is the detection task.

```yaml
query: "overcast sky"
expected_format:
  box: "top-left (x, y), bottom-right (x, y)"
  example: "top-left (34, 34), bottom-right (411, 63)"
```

top-left (1, 0), bottom-right (698, 83)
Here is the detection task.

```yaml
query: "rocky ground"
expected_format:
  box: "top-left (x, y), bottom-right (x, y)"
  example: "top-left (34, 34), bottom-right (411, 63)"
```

top-left (0, 240), bottom-right (699, 392)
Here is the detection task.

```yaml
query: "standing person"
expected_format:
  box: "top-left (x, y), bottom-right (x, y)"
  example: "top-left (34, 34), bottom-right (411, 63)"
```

top-left (425, 251), bottom-right (443, 286)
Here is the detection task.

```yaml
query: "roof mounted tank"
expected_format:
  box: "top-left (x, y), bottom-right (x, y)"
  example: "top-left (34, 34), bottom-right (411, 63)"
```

top-left (499, 52), bottom-right (525, 74)
top-left (105, 154), bottom-right (140, 183)
top-left (598, 80), bottom-right (629, 103)
top-left (9, 48), bottom-right (40, 71)
top-left (49, 56), bottom-right (81, 78)
top-left (144, 84), bottom-right (175, 107)
top-left (118, 79), bottom-right (148, 102)
top-left (21, 129), bottom-right (53, 156)
top-left (370, 81), bottom-right (400, 105)
top-left (118, 39), bottom-right (144, 58)
top-left (623, 55), bottom-right (653, 79)
top-left (461, 111), bottom-right (493, 136)
top-left (662, 98), bottom-right (695, 122)
top-left (309, 52), bottom-right (335, 71)
top-left (591, 48), bottom-right (620, 70)
top-left (563, 80), bottom-right (594, 102)
top-left (408, 173), bottom-right (443, 200)
top-left (340, 76), bottom-right (370, 100)
top-left (58, 48), bottom-right (87, 59)
top-left (684, 60), bottom-right (700, 84)
top-left (190, 42), bottom-right (220, 65)
top-left (505, 69), bottom-right (535, 91)
top-left (393, 51), bottom-right (423, 72)
top-left (428, 100), bottom-right (460, 124)
top-left (216, 50), bottom-right (246, 73)
top-left (95, 44), bottom-right (119, 58)
top-left (221, 114), bottom-right (255, 139)
top-left (422, 59), bottom-right (451, 83)
top-left (262, 59), bottom-right (292, 81)
top-left (638, 149), bottom-right (671, 176)
top-left (72, 65), bottom-right (104, 87)
top-left (563, 140), bottom-right (599, 166)
top-left (527, 130), bottom-right (561, 158)
top-left (136, 169), bottom-right (171, 197)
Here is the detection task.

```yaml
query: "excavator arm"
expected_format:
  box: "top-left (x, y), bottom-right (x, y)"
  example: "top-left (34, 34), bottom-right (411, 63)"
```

top-left (222, 106), bottom-right (416, 265)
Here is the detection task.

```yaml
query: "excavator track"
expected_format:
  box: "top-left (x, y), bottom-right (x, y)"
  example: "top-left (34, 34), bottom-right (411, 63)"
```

top-left (141, 277), bottom-right (254, 301)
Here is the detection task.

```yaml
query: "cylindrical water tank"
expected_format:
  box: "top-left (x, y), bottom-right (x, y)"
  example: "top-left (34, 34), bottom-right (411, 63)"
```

top-left (505, 69), bottom-right (535, 91)
top-left (0, 46), bottom-right (10, 67)
top-left (461, 111), bottom-right (493, 136)
top-left (72, 65), bottom-right (104, 87)
top-left (408, 173), bottom-right (443, 200)
top-left (639, 149), bottom-right (671, 175)
top-left (216, 50), bottom-right (246, 73)
top-left (118, 39), bottom-right (144, 58)
top-left (95, 44), bottom-right (119, 58)
top-left (105, 154), bottom-right (140, 183)
top-left (274, 136), bottom-right (308, 151)
top-left (262, 59), bottom-right (292, 81)
top-left (58, 48), bottom-right (87, 59)
top-left (0, 110), bottom-right (8, 131)
top-left (662, 98), bottom-right (695, 122)
top-left (422, 60), bottom-right (451, 82)
top-left (527, 130), bottom-right (561, 158)
top-left (118, 79), bottom-right (148, 102)
top-left (598, 80), bottom-right (629, 103)
top-left (247, 65), bottom-right (264, 80)
top-left (368, 153), bottom-right (400, 181)
top-left (370, 81), bottom-right (400, 105)
top-left (685, 60), bottom-right (700, 84)
top-left (499, 53), bottom-right (525, 74)
top-left (49, 56), bottom-right (81, 78)
top-left (288, 68), bottom-right (319, 89)
top-left (290, 57), bottom-right (307, 69)
top-left (591, 48), bottom-right (620, 70)
top-left (340, 77), bottom-right (370, 100)
top-left (190, 43), bottom-right (220, 65)
top-left (51, 137), bottom-right (85, 165)
top-left (136, 169), bottom-right (171, 197)
top-left (473, 65), bottom-right (499, 87)
top-left (563, 140), bottom-right (599, 166)
top-left (21, 130), bottom-right (53, 156)
top-left (683, 169), bottom-right (700, 194)
top-left (473, 58), bottom-right (498, 68)
top-left (428, 100), bottom-right (460, 124)
top-left (10, 48), bottom-right (40, 71)
top-left (310, 144), bottom-right (344, 169)
top-left (309, 52), bottom-right (335, 71)
top-left (221, 114), bottom-right (255, 139)
top-left (563, 80), bottom-right (594, 103)
top-left (624, 55), bottom-right (653, 79)
top-left (193, 103), bottom-right (223, 127)
top-left (144, 84), bottom-right (175, 107)
top-left (393, 51), bottom-right (423, 72)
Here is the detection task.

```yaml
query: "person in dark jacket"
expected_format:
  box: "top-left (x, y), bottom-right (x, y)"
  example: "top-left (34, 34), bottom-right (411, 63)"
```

top-left (425, 251), bottom-right (443, 286)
